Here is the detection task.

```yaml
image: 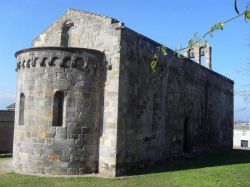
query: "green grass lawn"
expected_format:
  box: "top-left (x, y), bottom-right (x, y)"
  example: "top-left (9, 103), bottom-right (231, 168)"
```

top-left (0, 149), bottom-right (250, 187)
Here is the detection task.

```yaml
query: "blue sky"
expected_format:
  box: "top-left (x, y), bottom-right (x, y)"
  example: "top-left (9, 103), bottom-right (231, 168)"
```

top-left (0, 0), bottom-right (249, 120)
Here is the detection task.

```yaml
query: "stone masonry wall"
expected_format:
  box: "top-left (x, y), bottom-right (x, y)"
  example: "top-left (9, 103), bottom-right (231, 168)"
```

top-left (28, 9), bottom-right (122, 176)
top-left (116, 27), bottom-right (233, 175)
top-left (0, 110), bottom-right (14, 153)
top-left (13, 47), bottom-right (104, 175)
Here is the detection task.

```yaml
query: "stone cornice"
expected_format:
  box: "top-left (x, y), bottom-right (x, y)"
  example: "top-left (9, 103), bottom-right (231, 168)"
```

top-left (15, 47), bottom-right (104, 73)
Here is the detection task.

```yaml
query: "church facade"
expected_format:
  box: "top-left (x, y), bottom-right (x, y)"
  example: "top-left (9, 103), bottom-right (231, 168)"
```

top-left (13, 9), bottom-right (234, 177)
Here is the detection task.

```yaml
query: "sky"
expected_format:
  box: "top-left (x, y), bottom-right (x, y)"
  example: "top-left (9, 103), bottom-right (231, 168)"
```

top-left (0, 0), bottom-right (249, 120)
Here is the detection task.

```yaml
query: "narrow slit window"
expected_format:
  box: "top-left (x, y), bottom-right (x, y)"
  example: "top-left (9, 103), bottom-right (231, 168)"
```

top-left (187, 49), bottom-right (195, 59)
top-left (52, 91), bottom-right (64, 127)
top-left (19, 93), bottom-right (25, 125)
top-left (199, 47), bottom-right (206, 66)
top-left (60, 21), bottom-right (74, 47)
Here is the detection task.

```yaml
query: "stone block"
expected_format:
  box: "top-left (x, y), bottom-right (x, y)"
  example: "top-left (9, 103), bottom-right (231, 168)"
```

top-left (67, 168), bottom-right (79, 175)
top-left (38, 132), bottom-right (46, 139)
top-left (44, 167), bottom-right (67, 175)
top-left (19, 152), bottom-right (29, 160)
top-left (48, 154), bottom-right (60, 162)
top-left (55, 128), bottom-right (67, 139)
top-left (44, 90), bottom-right (54, 97)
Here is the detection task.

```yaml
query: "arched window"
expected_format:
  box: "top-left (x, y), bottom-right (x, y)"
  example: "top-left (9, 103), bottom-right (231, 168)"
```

top-left (19, 93), bottom-right (25, 125)
top-left (199, 47), bottom-right (206, 66)
top-left (52, 91), bottom-right (64, 127)
top-left (187, 49), bottom-right (195, 59)
top-left (60, 21), bottom-right (74, 47)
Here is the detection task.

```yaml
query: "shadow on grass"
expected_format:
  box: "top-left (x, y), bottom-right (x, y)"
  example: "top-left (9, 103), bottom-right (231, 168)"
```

top-left (0, 155), bottom-right (12, 159)
top-left (1, 150), bottom-right (249, 177)
top-left (127, 149), bottom-right (250, 176)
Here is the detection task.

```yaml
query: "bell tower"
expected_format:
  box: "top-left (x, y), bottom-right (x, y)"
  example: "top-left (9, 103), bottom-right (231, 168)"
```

top-left (186, 43), bottom-right (212, 70)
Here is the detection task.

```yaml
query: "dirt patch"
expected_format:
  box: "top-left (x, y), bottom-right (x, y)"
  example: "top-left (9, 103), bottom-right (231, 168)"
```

top-left (0, 158), bottom-right (12, 175)
top-left (0, 169), bottom-right (6, 175)
top-left (0, 163), bottom-right (7, 175)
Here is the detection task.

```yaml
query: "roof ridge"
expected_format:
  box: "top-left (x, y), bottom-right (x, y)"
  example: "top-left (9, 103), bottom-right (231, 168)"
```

top-left (67, 8), bottom-right (120, 22)
top-left (31, 8), bottom-right (121, 46)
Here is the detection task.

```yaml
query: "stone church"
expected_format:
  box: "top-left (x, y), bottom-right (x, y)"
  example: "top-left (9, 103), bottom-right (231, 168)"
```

top-left (13, 9), bottom-right (234, 177)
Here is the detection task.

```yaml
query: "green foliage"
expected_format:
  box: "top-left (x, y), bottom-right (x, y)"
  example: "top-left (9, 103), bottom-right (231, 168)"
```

top-left (218, 21), bottom-right (224, 30)
top-left (151, 54), bottom-right (158, 72)
top-left (150, 1), bottom-right (249, 71)
top-left (188, 39), bottom-right (194, 48)
top-left (193, 32), bottom-right (198, 38)
top-left (204, 40), bottom-right (210, 48)
top-left (209, 21), bottom-right (224, 37)
top-left (244, 10), bottom-right (250, 21)
top-left (161, 46), bottom-right (168, 56)
top-left (209, 26), bottom-right (215, 37)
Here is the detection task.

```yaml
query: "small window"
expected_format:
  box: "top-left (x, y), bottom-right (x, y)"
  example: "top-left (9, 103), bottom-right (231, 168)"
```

top-left (187, 49), bottom-right (195, 58)
top-left (199, 47), bottom-right (206, 66)
top-left (19, 93), bottom-right (25, 125)
top-left (61, 21), bottom-right (74, 47)
top-left (52, 91), bottom-right (64, 126)
top-left (241, 140), bottom-right (248, 147)
top-left (242, 131), bottom-right (247, 136)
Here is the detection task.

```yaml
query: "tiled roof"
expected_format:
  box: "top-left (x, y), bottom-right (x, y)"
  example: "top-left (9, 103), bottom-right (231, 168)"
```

top-left (234, 124), bottom-right (250, 130)
top-left (6, 103), bottom-right (15, 109)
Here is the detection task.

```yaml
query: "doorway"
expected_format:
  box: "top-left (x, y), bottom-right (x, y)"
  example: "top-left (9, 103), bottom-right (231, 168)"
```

top-left (183, 117), bottom-right (192, 153)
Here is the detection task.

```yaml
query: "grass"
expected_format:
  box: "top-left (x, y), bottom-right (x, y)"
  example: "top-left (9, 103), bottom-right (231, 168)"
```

top-left (0, 149), bottom-right (250, 187)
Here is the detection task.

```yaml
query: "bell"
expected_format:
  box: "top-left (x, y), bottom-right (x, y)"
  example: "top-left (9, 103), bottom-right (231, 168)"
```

top-left (189, 51), bottom-right (195, 58)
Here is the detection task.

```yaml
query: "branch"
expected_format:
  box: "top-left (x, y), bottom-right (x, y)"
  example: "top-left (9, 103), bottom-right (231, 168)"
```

top-left (151, 9), bottom-right (250, 71)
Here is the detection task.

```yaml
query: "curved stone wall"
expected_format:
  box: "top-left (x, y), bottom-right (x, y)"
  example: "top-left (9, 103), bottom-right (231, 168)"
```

top-left (13, 47), bottom-right (104, 175)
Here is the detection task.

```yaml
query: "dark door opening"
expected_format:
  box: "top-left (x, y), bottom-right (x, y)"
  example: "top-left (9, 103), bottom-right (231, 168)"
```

top-left (183, 117), bottom-right (192, 153)
top-left (241, 140), bottom-right (248, 148)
